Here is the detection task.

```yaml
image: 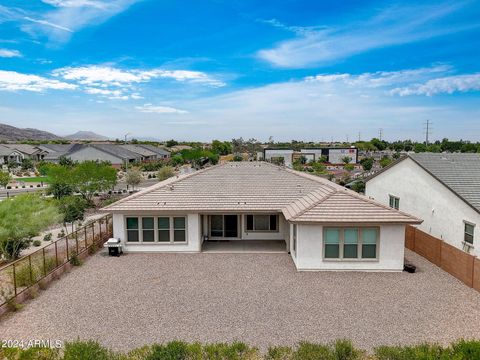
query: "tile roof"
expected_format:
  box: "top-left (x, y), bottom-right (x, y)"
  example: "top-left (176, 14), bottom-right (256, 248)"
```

top-left (0, 145), bottom-right (18, 156)
top-left (89, 144), bottom-right (141, 160)
top-left (4, 144), bottom-right (44, 155)
top-left (120, 145), bottom-right (158, 157)
top-left (103, 162), bottom-right (421, 224)
top-left (409, 153), bottom-right (480, 213)
top-left (136, 144), bottom-right (170, 156)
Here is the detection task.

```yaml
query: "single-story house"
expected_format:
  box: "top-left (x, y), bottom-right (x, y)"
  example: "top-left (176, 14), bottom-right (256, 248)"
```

top-left (365, 153), bottom-right (480, 257)
top-left (3, 144), bottom-right (47, 161)
top-left (0, 145), bottom-right (24, 164)
top-left (120, 144), bottom-right (170, 161)
top-left (103, 162), bottom-right (421, 271)
top-left (42, 144), bottom-right (141, 167)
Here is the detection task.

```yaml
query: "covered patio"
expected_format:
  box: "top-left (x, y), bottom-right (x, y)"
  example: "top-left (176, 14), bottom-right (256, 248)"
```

top-left (202, 239), bottom-right (287, 253)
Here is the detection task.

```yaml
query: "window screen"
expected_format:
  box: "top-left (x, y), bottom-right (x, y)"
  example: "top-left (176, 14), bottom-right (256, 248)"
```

top-left (142, 217), bottom-right (155, 242)
top-left (126, 217), bottom-right (139, 242)
top-left (173, 217), bottom-right (186, 242)
top-left (362, 228), bottom-right (378, 259)
top-left (343, 228), bottom-right (358, 258)
top-left (324, 228), bottom-right (340, 258)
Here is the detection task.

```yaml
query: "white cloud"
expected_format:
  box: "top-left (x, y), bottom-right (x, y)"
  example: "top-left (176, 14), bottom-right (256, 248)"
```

top-left (53, 65), bottom-right (225, 88)
top-left (0, 49), bottom-right (22, 58)
top-left (258, 3), bottom-right (475, 68)
top-left (147, 70), bottom-right (226, 87)
top-left (135, 104), bottom-right (188, 114)
top-left (54, 66), bottom-right (144, 86)
top-left (305, 65), bottom-right (452, 88)
top-left (42, 0), bottom-right (110, 8)
top-left (22, 1), bottom-right (142, 43)
top-left (0, 70), bottom-right (77, 92)
top-left (391, 74), bottom-right (480, 96)
top-left (24, 16), bottom-right (73, 32)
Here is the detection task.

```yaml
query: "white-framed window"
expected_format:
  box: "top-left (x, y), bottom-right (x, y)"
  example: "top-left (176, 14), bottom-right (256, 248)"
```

top-left (173, 217), bottom-right (186, 242)
top-left (142, 217), bottom-right (155, 242)
top-left (125, 216), bottom-right (187, 243)
top-left (246, 214), bottom-right (278, 232)
top-left (464, 221), bottom-right (475, 245)
top-left (126, 217), bottom-right (139, 242)
top-left (389, 195), bottom-right (400, 210)
top-left (324, 227), bottom-right (379, 260)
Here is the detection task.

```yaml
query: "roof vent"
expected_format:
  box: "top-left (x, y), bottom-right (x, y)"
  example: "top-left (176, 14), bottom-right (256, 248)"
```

top-left (169, 185), bottom-right (174, 191)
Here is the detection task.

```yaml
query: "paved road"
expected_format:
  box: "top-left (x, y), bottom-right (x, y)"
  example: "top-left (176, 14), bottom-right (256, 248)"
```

top-left (0, 187), bottom-right (46, 200)
top-left (0, 179), bottom-right (159, 200)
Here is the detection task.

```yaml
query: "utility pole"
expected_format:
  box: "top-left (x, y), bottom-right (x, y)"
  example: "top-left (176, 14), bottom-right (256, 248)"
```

top-left (379, 128), bottom-right (383, 141)
top-left (424, 120), bottom-right (432, 145)
top-left (358, 131), bottom-right (361, 142)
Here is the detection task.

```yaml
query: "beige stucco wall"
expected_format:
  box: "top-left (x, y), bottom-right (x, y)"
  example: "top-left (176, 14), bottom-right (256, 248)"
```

top-left (294, 223), bottom-right (405, 271)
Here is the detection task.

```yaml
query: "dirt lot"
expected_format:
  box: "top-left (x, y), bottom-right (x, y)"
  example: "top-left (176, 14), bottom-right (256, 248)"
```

top-left (1, 249), bottom-right (479, 351)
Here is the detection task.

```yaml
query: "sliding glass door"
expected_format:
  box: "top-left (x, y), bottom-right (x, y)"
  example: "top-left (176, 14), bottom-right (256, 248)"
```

top-left (210, 215), bottom-right (238, 238)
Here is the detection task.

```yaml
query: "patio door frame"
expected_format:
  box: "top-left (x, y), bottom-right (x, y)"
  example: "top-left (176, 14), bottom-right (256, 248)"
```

top-left (208, 214), bottom-right (241, 240)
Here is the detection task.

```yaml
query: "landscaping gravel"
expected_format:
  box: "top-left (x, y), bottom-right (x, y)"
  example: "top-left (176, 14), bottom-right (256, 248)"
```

top-left (1, 249), bottom-right (479, 352)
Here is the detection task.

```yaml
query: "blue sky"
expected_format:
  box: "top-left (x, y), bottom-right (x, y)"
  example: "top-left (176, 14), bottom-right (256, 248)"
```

top-left (0, 0), bottom-right (479, 141)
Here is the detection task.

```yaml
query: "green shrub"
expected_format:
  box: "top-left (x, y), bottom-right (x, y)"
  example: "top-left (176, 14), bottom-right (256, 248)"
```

top-left (20, 346), bottom-right (60, 359)
top-left (43, 256), bottom-right (57, 274)
top-left (333, 339), bottom-right (362, 360)
top-left (43, 233), bottom-right (53, 242)
top-left (147, 341), bottom-right (189, 360)
top-left (33, 240), bottom-right (42, 247)
top-left (266, 346), bottom-right (293, 360)
top-left (293, 342), bottom-right (334, 360)
top-left (450, 339), bottom-right (480, 359)
top-left (201, 342), bottom-right (259, 360)
top-left (374, 343), bottom-right (447, 360)
top-left (69, 252), bottom-right (82, 266)
top-left (64, 340), bottom-right (111, 360)
top-left (13, 263), bottom-right (39, 287)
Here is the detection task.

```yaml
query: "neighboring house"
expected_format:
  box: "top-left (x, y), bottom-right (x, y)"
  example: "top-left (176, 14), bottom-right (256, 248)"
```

top-left (103, 162), bottom-right (421, 271)
top-left (263, 147), bottom-right (358, 167)
top-left (120, 144), bottom-right (170, 161)
top-left (65, 144), bottom-right (141, 167)
top-left (0, 145), bottom-right (24, 164)
top-left (365, 153), bottom-right (480, 257)
top-left (3, 144), bottom-right (47, 161)
top-left (40, 143), bottom-right (169, 165)
top-left (39, 144), bottom-right (77, 162)
top-left (136, 144), bottom-right (170, 159)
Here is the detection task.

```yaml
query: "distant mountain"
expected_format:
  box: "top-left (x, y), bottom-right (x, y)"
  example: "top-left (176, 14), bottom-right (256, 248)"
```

top-left (65, 131), bottom-right (109, 141)
top-left (0, 123), bottom-right (61, 141)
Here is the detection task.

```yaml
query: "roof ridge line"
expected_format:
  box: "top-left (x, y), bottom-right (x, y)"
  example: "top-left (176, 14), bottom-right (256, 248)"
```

top-left (289, 189), bottom-right (338, 220)
top-left (101, 164), bottom-right (221, 210)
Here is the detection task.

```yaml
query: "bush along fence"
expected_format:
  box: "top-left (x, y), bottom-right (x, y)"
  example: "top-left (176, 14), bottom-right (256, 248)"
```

top-left (406, 225), bottom-right (480, 292)
top-left (0, 339), bottom-right (480, 360)
top-left (0, 214), bottom-right (112, 316)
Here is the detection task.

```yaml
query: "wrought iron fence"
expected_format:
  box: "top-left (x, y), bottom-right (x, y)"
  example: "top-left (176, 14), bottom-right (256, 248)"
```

top-left (0, 214), bottom-right (112, 308)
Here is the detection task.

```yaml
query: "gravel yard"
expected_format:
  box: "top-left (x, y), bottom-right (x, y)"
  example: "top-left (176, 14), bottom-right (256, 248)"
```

top-left (1, 249), bottom-right (479, 351)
